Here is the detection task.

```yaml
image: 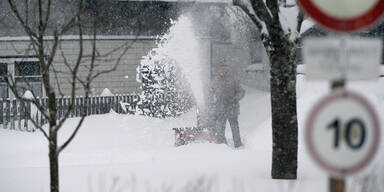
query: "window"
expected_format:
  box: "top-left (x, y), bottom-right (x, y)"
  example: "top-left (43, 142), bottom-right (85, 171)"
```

top-left (0, 57), bottom-right (43, 98)
top-left (0, 63), bottom-right (6, 75)
top-left (15, 61), bottom-right (41, 76)
top-left (14, 61), bottom-right (43, 97)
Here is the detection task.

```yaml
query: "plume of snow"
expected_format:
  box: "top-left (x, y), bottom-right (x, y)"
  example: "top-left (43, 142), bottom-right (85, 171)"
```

top-left (142, 15), bottom-right (206, 106)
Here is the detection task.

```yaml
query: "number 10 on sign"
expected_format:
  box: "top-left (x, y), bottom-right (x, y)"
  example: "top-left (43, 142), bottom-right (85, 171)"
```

top-left (305, 90), bottom-right (380, 176)
top-left (328, 118), bottom-right (366, 150)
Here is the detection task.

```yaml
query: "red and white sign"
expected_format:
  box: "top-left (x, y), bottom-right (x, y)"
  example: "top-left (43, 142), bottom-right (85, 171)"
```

top-left (305, 90), bottom-right (381, 176)
top-left (298, 0), bottom-right (384, 32)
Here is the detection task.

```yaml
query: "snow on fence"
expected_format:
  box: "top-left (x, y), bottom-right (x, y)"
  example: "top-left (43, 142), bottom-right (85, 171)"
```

top-left (0, 94), bottom-right (140, 132)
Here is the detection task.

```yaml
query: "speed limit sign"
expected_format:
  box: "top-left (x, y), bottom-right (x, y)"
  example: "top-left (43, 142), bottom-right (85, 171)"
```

top-left (305, 90), bottom-right (381, 176)
top-left (298, 0), bottom-right (384, 32)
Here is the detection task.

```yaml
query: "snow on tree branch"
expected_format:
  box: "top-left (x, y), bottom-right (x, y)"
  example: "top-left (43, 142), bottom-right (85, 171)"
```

top-left (279, 5), bottom-right (301, 40)
top-left (235, 0), bottom-right (314, 41)
top-left (234, 0), bottom-right (270, 37)
top-left (278, 1), bottom-right (314, 40)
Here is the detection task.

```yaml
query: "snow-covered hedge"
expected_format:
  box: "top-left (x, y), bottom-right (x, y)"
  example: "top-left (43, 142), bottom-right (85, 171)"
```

top-left (137, 50), bottom-right (194, 118)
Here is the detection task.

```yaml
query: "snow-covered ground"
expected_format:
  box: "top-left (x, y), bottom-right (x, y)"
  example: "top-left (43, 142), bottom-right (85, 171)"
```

top-left (1, 76), bottom-right (383, 192)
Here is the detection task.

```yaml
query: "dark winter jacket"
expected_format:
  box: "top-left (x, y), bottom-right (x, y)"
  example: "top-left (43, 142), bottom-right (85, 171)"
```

top-left (211, 73), bottom-right (245, 117)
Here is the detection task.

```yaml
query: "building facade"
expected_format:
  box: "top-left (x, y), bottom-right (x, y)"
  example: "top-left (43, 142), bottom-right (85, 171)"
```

top-left (0, 1), bottom-right (270, 99)
top-left (0, 36), bottom-right (158, 98)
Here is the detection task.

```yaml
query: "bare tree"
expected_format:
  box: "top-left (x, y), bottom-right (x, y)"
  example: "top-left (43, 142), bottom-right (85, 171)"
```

top-left (233, 0), bottom-right (307, 179)
top-left (3, 1), bottom-right (133, 192)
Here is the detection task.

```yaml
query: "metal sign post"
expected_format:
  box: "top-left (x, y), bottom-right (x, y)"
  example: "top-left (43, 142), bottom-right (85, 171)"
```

top-left (329, 79), bottom-right (345, 192)
top-left (299, 0), bottom-right (384, 189)
top-left (303, 37), bottom-right (382, 192)
top-left (329, 177), bottom-right (345, 192)
top-left (305, 89), bottom-right (381, 192)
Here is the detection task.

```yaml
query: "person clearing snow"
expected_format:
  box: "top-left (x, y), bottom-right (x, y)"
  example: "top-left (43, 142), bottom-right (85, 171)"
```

top-left (173, 62), bottom-right (246, 148)
top-left (210, 63), bottom-right (245, 148)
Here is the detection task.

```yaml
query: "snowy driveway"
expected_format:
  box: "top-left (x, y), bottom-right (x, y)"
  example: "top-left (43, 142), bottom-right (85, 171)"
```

top-left (5, 81), bottom-right (381, 191)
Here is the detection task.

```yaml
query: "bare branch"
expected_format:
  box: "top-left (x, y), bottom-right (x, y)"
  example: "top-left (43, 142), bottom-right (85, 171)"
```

top-left (3, 1), bottom-right (135, 190)
top-left (38, 0), bottom-right (43, 31)
top-left (58, 0), bottom-right (91, 151)
top-left (54, 51), bottom-right (77, 126)
top-left (9, 40), bottom-right (33, 55)
top-left (3, 43), bottom-right (50, 120)
top-left (59, 15), bottom-right (80, 35)
top-left (83, 37), bottom-right (138, 63)
top-left (58, 114), bottom-right (86, 153)
top-left (233, 0), bottom-right (263, 30)
top-left (24, 0), bottom-right (29, 28)
top-left (42, 0), bottom-right (52, 32)
top-left (60, 1), bottom-right (129, 151)
top-left (58, 1), bottom-right (85, 36)
top-left (56, 10), bottom-right (84, 131)
top-left (7, 0), bottom-right (38, 41)
top-left (45, 30), bottom-right (60, 70)
top-left (90, 41), bottom-right (135, 81)
top-left (50, 64), bottom-right (65, 97)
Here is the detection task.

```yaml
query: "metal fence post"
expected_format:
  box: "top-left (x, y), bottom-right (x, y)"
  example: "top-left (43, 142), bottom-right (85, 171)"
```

top-left (0, 99), bottom-right (3, 129)
top-left (25, 101), bottom-right (30, 131)
top-left (17, 99), bottom-right (22, 131)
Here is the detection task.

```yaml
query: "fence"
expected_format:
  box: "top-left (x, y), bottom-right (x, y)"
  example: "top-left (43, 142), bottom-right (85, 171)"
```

top-left (0, 94), bottom-right (140, 132)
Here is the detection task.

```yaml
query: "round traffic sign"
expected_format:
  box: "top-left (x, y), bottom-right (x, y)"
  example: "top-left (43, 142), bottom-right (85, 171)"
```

top-left (305, 90), bottom-right (380, 176)
top-left (298, 0), bottom-right (384, 32)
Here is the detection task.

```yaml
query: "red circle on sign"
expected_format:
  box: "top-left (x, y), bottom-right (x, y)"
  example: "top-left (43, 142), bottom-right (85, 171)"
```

top-left (305, 90), bottom-right (381, 176)
top-left (298, 0), bottom-right (384, 32)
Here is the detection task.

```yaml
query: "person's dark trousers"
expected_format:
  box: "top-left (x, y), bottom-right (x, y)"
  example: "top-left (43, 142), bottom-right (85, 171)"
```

top-left (228, 116), bottom-right (242, 148)
top-left (215, 114), bottom-right (242, 148)
top-left (215, 114), bottom-right (227, 144)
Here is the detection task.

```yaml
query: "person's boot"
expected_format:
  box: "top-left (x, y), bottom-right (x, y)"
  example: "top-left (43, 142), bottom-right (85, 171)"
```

top-left (234, 141), bottom-right (243, 148)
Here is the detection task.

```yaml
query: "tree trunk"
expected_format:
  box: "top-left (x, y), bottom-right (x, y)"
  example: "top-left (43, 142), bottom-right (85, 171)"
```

top-left (48, 89), bottom-right (59, 192)
top-left (49, 134), bottom-right (59, 192)
top-left (268, 36), bottom-right (298, 179)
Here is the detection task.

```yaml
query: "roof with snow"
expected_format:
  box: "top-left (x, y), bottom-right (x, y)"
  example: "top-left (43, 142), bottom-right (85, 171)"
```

top-left (0, 1), bottom-right (182, 37)
top-left (0, 1), bottom-right (235, 39)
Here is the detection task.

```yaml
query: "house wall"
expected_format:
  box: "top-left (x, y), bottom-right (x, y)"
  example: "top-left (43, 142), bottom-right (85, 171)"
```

top-left (240, 41), bottom-right (271, 91)
top-left (0, 35), bottom-right (269, 99)
top-left (0, 36), bottom-right (157, 97)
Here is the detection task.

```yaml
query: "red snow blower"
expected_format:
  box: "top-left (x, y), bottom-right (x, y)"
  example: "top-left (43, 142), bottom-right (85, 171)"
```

top-left (172, 107), bottom-right (217, 146)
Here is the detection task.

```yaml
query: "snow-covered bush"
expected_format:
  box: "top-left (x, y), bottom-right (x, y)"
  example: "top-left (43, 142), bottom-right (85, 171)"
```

top-left (137, 49), bottom-right (194, 118)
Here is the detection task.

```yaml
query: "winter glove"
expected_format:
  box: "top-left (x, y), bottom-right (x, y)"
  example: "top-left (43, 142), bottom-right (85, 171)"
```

top-left (235, 86), bottom-right (245, 102)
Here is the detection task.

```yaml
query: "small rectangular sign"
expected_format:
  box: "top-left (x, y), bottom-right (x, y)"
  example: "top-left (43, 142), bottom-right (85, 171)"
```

top-left (303, 37), bottom-right (382, 80)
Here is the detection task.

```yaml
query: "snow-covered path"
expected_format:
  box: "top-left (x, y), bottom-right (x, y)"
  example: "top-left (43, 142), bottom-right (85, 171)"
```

top-left (1, 77), bottom-right (383, 192)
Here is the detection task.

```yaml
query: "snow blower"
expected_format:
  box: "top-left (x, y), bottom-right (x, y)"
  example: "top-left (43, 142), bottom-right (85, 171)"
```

top-left (173, 107), bottom-right (217, 146)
